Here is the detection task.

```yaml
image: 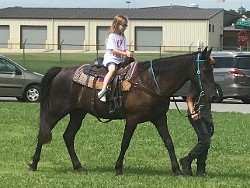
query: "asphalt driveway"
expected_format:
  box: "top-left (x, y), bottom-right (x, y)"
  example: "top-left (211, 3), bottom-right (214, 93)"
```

top-left (0, 97), bottom-right (249, 114)
top-left (169, 98), bottom-right (250, 114)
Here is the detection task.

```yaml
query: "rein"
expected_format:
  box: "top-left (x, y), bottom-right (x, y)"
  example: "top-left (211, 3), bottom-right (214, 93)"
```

top-left (129, 60), bottom-right (163, 100)
top-left (131, 60), bottom-right (164, 100)
top-left (130, 81), bottom-right (162, 100)
top-left (150, 60), bottom-right (161, 94)
top-left (132, 53), bottom-right (209, 116)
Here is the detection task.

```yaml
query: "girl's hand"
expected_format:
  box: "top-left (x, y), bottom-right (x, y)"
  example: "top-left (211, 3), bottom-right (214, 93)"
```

top-left (126, 50), bottom-right (133, 57)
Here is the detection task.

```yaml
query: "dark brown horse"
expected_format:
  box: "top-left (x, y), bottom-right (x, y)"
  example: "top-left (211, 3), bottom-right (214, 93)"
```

top-left (29, 47), bottom-right (215, 176)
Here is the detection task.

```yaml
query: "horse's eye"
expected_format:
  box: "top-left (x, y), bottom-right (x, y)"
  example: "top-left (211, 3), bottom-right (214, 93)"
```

top-left (202, 63), bottom-right (212, 72)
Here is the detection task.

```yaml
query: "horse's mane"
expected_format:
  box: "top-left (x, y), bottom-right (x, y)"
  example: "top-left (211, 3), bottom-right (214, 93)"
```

top-left (137, 52), bottom-right (197, 76)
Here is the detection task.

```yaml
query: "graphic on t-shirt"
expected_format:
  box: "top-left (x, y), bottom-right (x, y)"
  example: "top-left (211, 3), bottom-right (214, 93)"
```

top-left (117, 39), bottom-right (123, 48)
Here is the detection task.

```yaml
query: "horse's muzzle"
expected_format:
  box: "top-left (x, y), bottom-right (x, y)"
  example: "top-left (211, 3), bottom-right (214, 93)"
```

top-left (209, 87), bottom-right (216, 102)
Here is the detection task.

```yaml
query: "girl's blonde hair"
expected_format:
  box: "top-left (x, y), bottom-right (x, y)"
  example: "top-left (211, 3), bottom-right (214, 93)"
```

top-left (109, 15), bottom-right (128, 34)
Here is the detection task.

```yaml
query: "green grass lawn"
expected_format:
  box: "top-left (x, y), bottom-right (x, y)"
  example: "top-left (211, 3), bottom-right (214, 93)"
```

top-left (3, 52), bottom-right (182, 74)
top-left (0, 102), bottom-right (249, 187)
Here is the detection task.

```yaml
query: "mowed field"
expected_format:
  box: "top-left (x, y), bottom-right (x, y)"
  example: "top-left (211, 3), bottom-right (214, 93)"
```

top-left (0, 53), bottom-right (249, 187)
top-left (0, 102), bottom-right (249, 188)
top-left (3, 52), bottom-right (181, 74)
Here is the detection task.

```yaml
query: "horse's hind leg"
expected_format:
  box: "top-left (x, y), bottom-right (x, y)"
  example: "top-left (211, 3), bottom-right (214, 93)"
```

top-left (29, 113), bottom-right (61, 171)
top-left (63, 109), bottom-right (86, 172)
top-left (151, 115), bottom-right (183, 176)
top-left (28, 142), bottom-right (43, 171)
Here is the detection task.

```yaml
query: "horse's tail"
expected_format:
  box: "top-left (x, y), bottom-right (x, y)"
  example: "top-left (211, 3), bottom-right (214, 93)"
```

top-left (38, 67), bottom-right (62, 144)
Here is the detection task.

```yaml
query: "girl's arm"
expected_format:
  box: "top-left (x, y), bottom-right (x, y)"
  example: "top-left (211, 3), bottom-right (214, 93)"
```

top-left (112, 49), bottom-right (133, 57)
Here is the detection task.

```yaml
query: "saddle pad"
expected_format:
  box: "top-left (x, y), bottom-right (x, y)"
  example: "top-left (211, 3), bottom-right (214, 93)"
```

top-left (72, 64), bottom-right (132, 91)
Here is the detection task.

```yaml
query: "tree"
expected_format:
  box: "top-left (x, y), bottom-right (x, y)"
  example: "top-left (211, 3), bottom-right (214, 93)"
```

top-left (238, 6), bottom-right (246, 14)
top-left (228, 9), bottom-right (237, 14)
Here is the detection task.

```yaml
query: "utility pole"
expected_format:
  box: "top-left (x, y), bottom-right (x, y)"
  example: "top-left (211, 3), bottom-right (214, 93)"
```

top-left (126, 1), bottom-right (131, 9)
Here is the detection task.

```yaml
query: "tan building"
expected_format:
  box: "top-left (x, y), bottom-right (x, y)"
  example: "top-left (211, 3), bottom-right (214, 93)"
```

top-left (0, 6), bottom-right (223, 52)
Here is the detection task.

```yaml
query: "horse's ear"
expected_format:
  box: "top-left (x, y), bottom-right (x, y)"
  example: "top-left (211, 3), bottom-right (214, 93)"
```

top-left (201, 46), bottom-right (208, 57)
top-left (207, 47), bottom-right (213, 56)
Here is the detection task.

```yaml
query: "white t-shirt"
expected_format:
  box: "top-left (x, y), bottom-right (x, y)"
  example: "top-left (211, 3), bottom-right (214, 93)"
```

top-left (103, 33), bottom-right (127, 67)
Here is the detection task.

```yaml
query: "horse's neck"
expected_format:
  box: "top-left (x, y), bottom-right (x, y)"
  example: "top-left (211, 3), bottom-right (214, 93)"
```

top-left (159, 60), bottom-right (193, 96)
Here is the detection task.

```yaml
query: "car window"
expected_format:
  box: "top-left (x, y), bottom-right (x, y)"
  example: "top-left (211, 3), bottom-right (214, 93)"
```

top-left (236, 57), bottom-right (250, 69)
top-left (213, 57), bottom-right (235, 68)
top-left (0, 58), bottom-right (16, 73)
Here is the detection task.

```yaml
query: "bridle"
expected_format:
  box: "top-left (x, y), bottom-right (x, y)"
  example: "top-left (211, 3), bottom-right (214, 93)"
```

top-left (133, 53), bottom-right (210, 116)
top-left (194, 52), bottom-right (208, 112)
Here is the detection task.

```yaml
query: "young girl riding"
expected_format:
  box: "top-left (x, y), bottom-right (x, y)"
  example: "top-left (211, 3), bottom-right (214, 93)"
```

top-left (98, 15), bottom-right (133, 102)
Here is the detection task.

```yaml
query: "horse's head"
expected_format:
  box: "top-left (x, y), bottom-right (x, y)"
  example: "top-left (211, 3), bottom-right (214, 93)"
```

top-left (191, 47), bottom-right (215, 102)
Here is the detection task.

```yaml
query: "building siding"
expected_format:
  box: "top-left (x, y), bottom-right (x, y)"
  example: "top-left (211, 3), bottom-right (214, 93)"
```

top-left (0, 7), bottom-right (224, 52)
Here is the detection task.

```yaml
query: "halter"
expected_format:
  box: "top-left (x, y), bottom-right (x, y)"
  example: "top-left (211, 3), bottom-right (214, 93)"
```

top-left (195, 53), bottom-right (209, 112)
top-left (196, 53), bottom-right (206, 92)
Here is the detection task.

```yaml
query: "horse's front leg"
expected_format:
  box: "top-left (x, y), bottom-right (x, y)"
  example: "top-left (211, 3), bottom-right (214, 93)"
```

top-left (151, 115), bottom-right (183, 176)
top-left (115, 117), bottom-right (138, 175)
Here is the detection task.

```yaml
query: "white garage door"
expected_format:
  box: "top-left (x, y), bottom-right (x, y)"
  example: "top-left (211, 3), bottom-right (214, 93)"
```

top-left (20, 26), bottom-right (47, 49)
top-left (0, 26), bottom-right (9, 48)
top-left (58, 26), bottom-right (85, 50)
top-left (97, 26), bottom-right (109, 50)
top-left (135, 27), bottom-right (162, 51)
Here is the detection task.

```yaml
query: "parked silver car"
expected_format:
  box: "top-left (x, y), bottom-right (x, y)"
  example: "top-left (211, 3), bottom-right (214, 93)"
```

top-left (174, 51), bottom-right (250, 104)
top-left (0, 55), bottom-right (43, 102)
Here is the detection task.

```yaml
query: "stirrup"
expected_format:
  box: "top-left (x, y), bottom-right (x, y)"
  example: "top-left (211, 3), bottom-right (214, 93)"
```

top-left (98, 90), bottom-right (106, 102)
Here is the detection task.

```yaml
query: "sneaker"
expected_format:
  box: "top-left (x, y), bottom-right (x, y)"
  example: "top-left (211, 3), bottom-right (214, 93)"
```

top-left (98, 90), bottom-right (106, 102)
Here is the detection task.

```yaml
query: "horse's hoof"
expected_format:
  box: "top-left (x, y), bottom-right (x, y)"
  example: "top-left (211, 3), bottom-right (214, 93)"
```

top-left (74, 166), bottom-right (85, 173)
top-left (173, 168), bottom-right (184, 176)
top-left (28, 163), bottom-right (37, 171)
top-left (115, 170), bottom-right (123, 176)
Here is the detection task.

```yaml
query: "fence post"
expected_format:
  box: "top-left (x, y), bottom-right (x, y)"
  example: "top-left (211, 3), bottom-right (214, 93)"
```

top-left (96, 43), bottom-right (99, 58)
top-left (22, 39), bottom-right (27, 65)
top-left (59, 40), bottom-right (64, 63)
top-left (160, 41), bottom-right (164, 58)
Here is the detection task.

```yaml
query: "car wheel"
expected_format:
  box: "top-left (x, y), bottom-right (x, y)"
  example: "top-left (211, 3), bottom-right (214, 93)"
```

top-left (23, 85), bottom-right (41, 102)
top-left (212, 84), bottom-right (223, 103)
top-left (241, 97), bottom-right (250, 104)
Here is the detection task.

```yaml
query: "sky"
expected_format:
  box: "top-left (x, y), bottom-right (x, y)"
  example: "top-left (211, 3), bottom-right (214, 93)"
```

top-left (0, 0), bottom-right (249, 11)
